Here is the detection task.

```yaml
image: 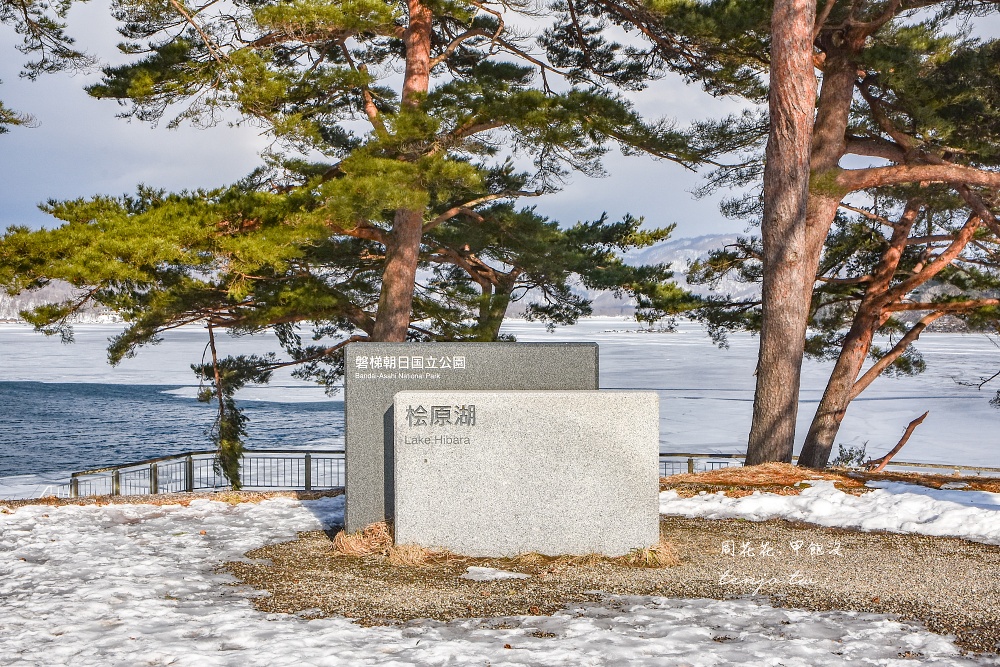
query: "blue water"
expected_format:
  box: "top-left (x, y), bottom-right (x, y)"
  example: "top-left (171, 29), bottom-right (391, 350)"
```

top-left (0, 382), bottom-right (344, 476)
top-left (2, 319), bottom-right (999, 485)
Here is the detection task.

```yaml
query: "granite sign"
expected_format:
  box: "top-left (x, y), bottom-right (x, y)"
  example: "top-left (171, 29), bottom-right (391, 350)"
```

top-left (343, 342), bottom-right (599, 531)
top-left (393, 390), bottom-right (660, 556)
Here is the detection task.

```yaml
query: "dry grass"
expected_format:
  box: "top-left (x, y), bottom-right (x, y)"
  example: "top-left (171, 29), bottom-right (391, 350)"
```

top-left (326, 524), bottom-right (678, 571)
top-left (852, 469), bottom-right (1000, 493)
top-left (622, 540), bottom-right (681, 568)
top-left (510, 552), bottom-right (548, 567)
top-left (387, 543), bottom-right (434, 566)
top-left (666, 462), bottom-right (854, 487)
top-left (331, 521), bottom-right (393, 557)
top-left (661, 462), bottom-right (867, 498)
top-left (0, 489), bottom-right (341, 511)
top-left (660, 461), bottom-right (1000, 498)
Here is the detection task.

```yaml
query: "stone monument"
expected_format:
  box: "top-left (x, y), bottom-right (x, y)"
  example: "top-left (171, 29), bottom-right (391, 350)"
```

top-left (343, 342), bottom-right (598, 531)
top-left (393, 390), bottom-right (660, 556)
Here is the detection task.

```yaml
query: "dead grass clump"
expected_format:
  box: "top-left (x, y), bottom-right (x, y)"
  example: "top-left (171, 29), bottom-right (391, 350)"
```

top-left (511, 552), bottom-right (548, 567)
top-left (662, 462), bottom-right (1000, 497)
top-left (212, 491), bottom-right (249, 505)
top-left (661, 462), bottom-right (870, 497)
top-left (667, 462), bottom-right (848, 487)
top-left (567, 553), bottom-right (604, 567)
top-left (387, 543), bottom-right (432, 566)
top-left (332, 522), bottom-right (393, 556)
top-left (622, 540), bottom-right (680, 568)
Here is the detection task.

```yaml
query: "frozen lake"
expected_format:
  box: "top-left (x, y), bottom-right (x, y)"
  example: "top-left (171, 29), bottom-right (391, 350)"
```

top-left (1, 317), bottom-right (998, 492)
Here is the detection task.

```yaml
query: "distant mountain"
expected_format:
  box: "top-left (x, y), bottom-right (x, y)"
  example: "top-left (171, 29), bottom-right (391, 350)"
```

top-left (549, 233), bottom-right (761, 317)
top-left (0, 282), bottom-right (120, 323)
top-left (624, 232), bottom-right (759, 297)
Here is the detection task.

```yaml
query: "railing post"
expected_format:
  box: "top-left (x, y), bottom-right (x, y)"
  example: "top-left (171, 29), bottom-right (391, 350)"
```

top-left (185, 455), bottom-right (194, 492)
top-left (304, 453), bottom-right (312, 491)
top-left (112, 470), bottom-right (120, 496)
top-left (687, 457), bottom-right (695, 474)
top-left (150, 462), bottom-right (158, 495)
top-left (70, 477), bottom-right (79, 498)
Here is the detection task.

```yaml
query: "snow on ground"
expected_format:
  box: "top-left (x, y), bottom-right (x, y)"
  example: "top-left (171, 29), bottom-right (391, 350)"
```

top-left (1, 495), bottom-right (997, 667)
top-left (0, 471), bottom-right (75, 501)
top-left (460, 566), bottom-right (531, 581)
top-left (661, 480), bottom-right (1000, 544)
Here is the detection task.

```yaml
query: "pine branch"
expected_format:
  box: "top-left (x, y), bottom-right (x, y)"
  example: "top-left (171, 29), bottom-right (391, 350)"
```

top-left (167, 0), bottom-right (226, 64)
top-left (850, 312), bottom-right (944, 399)
top-left (423, 190), bottom-right (541, 232)
top-left (837, 164), bottom-right (1000, 192)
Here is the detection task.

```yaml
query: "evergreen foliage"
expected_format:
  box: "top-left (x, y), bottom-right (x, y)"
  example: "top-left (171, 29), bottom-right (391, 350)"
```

top-left (0, 1), bottom-right (715, 485)
top-left (546, 0), bottom-right (1000, 465)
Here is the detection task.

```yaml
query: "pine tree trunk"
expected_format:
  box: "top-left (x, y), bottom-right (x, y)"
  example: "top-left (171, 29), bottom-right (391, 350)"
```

top-left (745, 0), bottom-right (816, 465)
top-left (799, 54), bottom-right (859, 298)
top-left (474, 279), bottom-right (513, 342)
top-left (797, 201), bottom-right (943, 467)
top-left (369, 0), bottom-right (432, 342)
top-left (797, 307), bottom-right (880, 467)
top-left (371, 208), bottom-right (425, 341)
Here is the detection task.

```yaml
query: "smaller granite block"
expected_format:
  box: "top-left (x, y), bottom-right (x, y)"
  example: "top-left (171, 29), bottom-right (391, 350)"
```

top-left (393, 390), bottom-right (659, 557)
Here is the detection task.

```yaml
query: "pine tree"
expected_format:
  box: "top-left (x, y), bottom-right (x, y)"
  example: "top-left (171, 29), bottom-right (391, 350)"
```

top-left (545, 0), bottom-right (1000, 466)
top-left (686, 21), bottom-right (1000, 466)
top-left (1, 2), bottom-right (718, 484)
top-left (79, 0), bottom-right (703, 342)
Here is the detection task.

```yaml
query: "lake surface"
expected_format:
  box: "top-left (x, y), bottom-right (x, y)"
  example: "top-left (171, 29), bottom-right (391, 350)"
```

top-left (1, 318), bottom-right (999, 492)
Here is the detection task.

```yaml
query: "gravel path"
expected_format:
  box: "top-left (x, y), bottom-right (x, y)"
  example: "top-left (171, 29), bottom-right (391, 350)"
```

top-left (225, 515), bottom-right (1000, 655)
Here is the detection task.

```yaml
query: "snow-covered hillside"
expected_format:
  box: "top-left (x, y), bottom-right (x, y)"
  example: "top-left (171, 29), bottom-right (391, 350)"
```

top-left (0, 281), bottom-right (119, 323)
top-left (583, 233), bottom-right (759, 316)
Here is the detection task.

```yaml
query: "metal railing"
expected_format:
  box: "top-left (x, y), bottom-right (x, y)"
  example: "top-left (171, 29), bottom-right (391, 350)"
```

top-left (658, 452), bottom-right (1000, 478)
top-left (37, 449), bottom-right (1000, 499)
top-left (56, 449), bottom-right (345, 499)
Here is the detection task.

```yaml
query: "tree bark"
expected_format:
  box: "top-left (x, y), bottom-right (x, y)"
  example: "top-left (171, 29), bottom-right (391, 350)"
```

top-left (745, 0), bottom-right (817, 465)
top-left (800, 208), bottom-right (981, 467)
top-left (474, 276), bottom-right (515, 342)
top-left (371, 208), bottom-right (425, 341)
top-left (800, 54), bottom-right (859, 276)
top-left (797, 202), bottom-right (919, 467)
top-left (797, 307), bottom-right (879, 467)
top-left (369, 0), bottom-right (433, 342)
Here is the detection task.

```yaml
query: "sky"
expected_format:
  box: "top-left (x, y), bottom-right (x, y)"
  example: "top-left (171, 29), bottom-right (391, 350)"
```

top-left (6, 5), bottom-right (996, 241)
top-left (0, 1), bottom-right (749, 239)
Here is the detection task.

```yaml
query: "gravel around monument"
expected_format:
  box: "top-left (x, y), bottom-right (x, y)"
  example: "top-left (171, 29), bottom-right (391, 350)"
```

top-left (225, 514), bottom-right (1000, 655)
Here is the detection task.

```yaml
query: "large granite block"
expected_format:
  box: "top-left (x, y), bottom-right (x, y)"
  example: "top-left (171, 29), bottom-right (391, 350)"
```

top-left (343, 343), bottom-right (598, 531)
top-left (393, 390), bottom-right (659, 556)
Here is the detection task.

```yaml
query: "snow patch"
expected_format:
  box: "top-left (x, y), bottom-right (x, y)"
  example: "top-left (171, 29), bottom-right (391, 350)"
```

top-left (460, 566), bottom-right (531, 581)
top-left (661, 480), bottom-right (1000, 544)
